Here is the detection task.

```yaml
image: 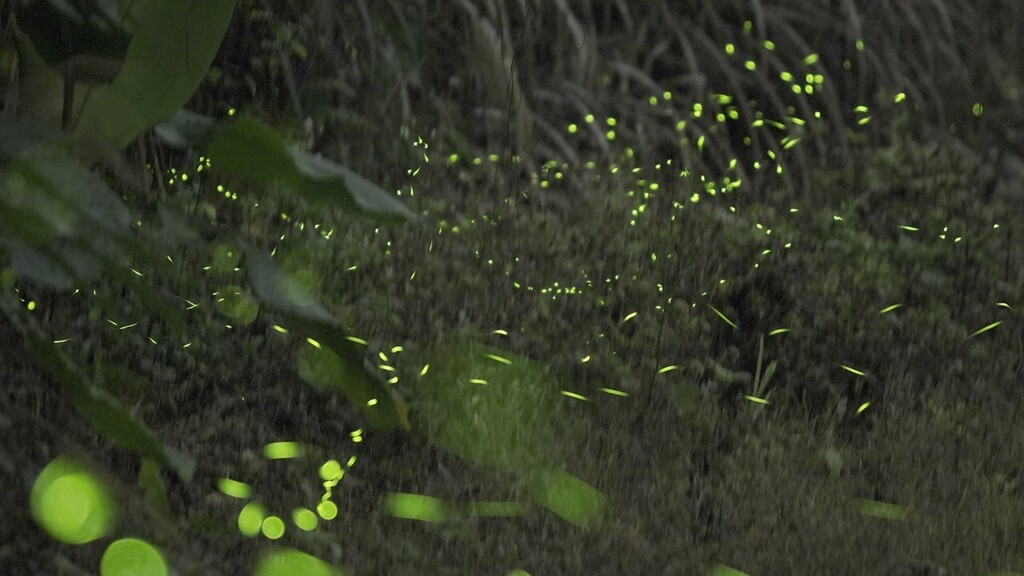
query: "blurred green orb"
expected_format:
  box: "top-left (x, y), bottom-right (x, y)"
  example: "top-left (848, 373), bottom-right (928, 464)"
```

top-left (30, 457), bottom-right (117, 545)
top-left (100, 538), bottom-right (168, 576)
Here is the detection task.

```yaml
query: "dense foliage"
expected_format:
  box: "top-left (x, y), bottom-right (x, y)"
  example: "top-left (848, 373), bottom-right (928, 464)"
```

top-left (2, 1), bottom-right (1022, 575)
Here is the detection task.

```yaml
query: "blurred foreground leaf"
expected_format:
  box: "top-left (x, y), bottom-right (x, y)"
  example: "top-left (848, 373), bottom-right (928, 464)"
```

top-left (15, 0), bottom-right (129, 83)
top-left (73, 0), bottom-right (235, 151)
top-left (525, 467), bottom-right (608, 528)
top-left (412, 338), bottom-right (607, 525)
top-left (157, 112), bottom-right (418, 222)
top-left (0, 117), bottom-right (183, 332)
top-left (253, 548), bottom-right (346, 576)
top-left (0, 294), bottom-right (194, 482)
top-left (245, 247), bottom-right (409, 431)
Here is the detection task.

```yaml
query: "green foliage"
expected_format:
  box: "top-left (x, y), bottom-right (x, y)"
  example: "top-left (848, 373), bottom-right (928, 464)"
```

top-left (71, 0), bottom-right (235, 152)
top-left (316, 0), bottom-right (1013, 200)
top-left (0, 292), bottom-right (196, 481)
top-left (158, 110), bottom-right (419, 222)
top-left (408, 337), bottom-right (607, 526)
top-left (4, 0), bottom-right (416, 429)
top-left (2, 2), bottom-right (415, 565)
top-left (253, 548), bottom-right (346, 576)
top-left (410, 338), bottom-right (566, 471)
top-left (245, 246), bottom-right (409, 431)
top-left (0, 118), bottom-right (156, 289)
top-left (14, 0), bottom-right (129, 72)
top-left (524, 467), bottom-right (609, 528)
top-left (5, 1), bottom-right (1024, 574)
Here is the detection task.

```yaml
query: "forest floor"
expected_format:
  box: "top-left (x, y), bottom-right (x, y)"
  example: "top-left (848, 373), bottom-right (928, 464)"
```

top-left (4, 113), bottom-right (1024, 576)
top-left (4, 3), bottom-right (1024, 574)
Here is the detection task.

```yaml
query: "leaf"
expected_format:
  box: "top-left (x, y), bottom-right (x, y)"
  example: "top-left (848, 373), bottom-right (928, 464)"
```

top-left (412, 338), bottom-right (567, 471)
top-left (293, 152), bottom-right (418, 221)
top-left (525, 467), bottom-right (608, 528)
top-left (0, 123), bottom-right (187, 334)
top-left (853, 498), bottom-right (909, 521)
top-left (15, 0), bottom-right (129, 69)
top-left (245, 246), bottom-right (409, 431)
top-left (206, 115), bottom-right (303, 186)
top-left (0, 113), bottom-right (62, 157)
top-left (9, 240), bottom-right (96, 289)
top-left (67, 365), bottom-right (195, 482)
top-left (73, 0), bottom-right (235, 152)
top-left (253, 548), bottom-right (346, 576)
top-left (707, 565), bottom-right (749, 576)
top-left (244, 247), bottom-right (333, 324)
top-left (138, 458), bottom-right (174, 522)
top-left (157, 111), bottom-right (417, 221)
top-left (753, 360), bottom-right (777, 398)
top-left (153, 108), bottom-right (216, 149)
top-left (206, 114), bottom-right (417, 222)
top-left (6, 143), bottom-right (133, 238)
top-left (0, 294), bottom-right (195, 482)
top-left (214, 285), bottom-right (259, 326)
top-left (2, 122), bottom-right (131, 243)
top-left (385, 493), bottom-right (448, 523)
top-left (210, 243), bottom-right (241, 273)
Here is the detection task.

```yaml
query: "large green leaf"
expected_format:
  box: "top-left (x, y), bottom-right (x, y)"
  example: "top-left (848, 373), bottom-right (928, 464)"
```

top-left (152, 108), bottom-right (216, 149)
top-left (410, 339), bottom-right (564, 470)
top-left (0, 117), bottom-right (185, 333)
top-left (15, 0), bottom-right (130, 77)
top-left (525, 467), bottom-right (609, 528)
top-left (204, 114), bottom-right (418, 222)
top-left (244, 246), bottom-right (410, 431)
top-left (0, 294), bottom-right (195, 482)
top-left (1, 126), bottom-right (129, 287)
top-left (73, 0), bottom-right (235, 151)
top-left (243, 247), bottom-right (335, 324)
top-left (409, 338), bottom-right (607, 526)
top-left (156, 111), bottom-right (417, 221)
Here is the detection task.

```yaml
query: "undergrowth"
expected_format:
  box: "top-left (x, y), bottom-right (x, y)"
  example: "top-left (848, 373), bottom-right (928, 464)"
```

top-left (3, 1), bottom-right (1024, 575)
